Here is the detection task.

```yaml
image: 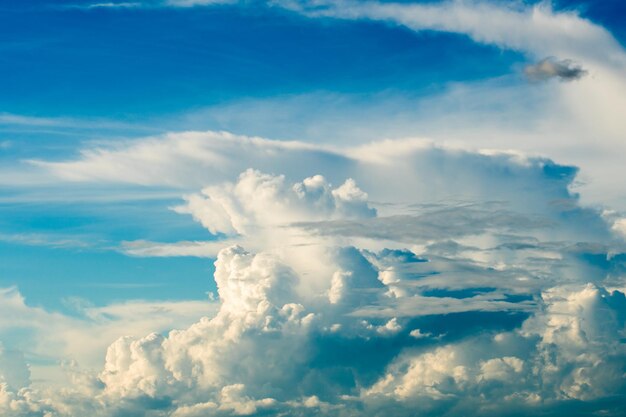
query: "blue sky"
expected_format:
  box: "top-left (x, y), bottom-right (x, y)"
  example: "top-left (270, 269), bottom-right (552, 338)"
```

top-left (2, 1), bottom-right (626, 416)
top-left (1, 2), bottom-right (518, 114)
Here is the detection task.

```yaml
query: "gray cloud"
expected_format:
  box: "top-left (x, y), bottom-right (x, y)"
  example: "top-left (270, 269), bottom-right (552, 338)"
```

top-left (292, 205), bottom-right (549, 242)
top-left (524, 57), bottom-right (587, 82)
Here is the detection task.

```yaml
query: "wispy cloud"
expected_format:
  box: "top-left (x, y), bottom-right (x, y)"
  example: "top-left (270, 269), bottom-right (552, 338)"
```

top-left (73, 0), bottom-right (234, 9)
top-left (0, 112), bottom-right (156, 133)
top-left (164, 0), bottom-right (235, 6)
top-left (120, 239), bottom-right (239, 257)
top-left (280, 0), bottom-right (625, 63)
top-left (85, 2), bottom-right (143, 9)
top-left (0, 232), bottom-right (94, 249)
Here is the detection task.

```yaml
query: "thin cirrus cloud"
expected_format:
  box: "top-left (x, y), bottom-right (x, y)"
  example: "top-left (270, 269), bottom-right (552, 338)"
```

top-left (278, 0), bottom-right (625, 62)
top-left (78, 0), bottom-right (235, 8)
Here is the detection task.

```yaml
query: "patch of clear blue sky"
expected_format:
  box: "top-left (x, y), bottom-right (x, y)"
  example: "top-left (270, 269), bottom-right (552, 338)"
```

top-left (1, 0), bottom-right (623, 310)
top-left (0, 193), bottom-right (216, 312)
top-left (0, 0), bottom-right (523, 119)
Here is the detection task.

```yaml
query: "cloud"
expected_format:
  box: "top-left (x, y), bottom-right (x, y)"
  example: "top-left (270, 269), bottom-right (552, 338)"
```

top-left (121, 239), bottom-right (239, 258)
top-left (363, 283), bottom-right (626, 412)
top-left (66, 0), bottom-right (625, 68)
top-left (5, 132), bottom-right (626, 415)
top-left (0, 232), bottom-right (93, 249)
top-left (5, 1), bottom-right (626, 414)
top-left (281, 0), bottom-right (625, 63)
top-left (84, 2), bottom-right (143, 8)
top-left (74, 0), bottom-right (236, 9)
top-left (0, 287), bottom-right (217, 385)
top-left (173, 169), bottom-right (375, 236)
top-left (259, 0), bottom-right (625, 209)
top-left (9, 0), bottom-right (626, 210)
top-left (524, 57), bottom-right (587, 81)
top-left (0, 112), bottom-right (148, 132)
top-left (7, 236), bottom-right (621, 416)
top-left (29, 131), bottom-right (584, 211)
top-left (164, 0), bottom-right (235, 6)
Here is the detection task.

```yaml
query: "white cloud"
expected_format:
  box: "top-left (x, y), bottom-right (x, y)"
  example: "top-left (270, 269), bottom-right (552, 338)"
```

top-left (611, 217), bottom-right (626, 240)
top-left (29, 131), bottom-right (586, 216)
top-left (85, 2), bottom-right (143, 8)
top-left (2, 164), bottom-right (626, 416)
top-left (165, 0), bottom-right (235, 6)
top-left (285, 0), bottom-right (624, 63)
top-left (173, 169), bottom-right (375, 237)
top-left (360, 284), bottom-right (626, 415)
top-left (31, 1), bottom-right (624, 209)
top-left (121, 239), bottom-right (239, 258)
top-left (0, 287), bottom-right (217, 387)
top-left (10, 151), bottom-right (626, 414)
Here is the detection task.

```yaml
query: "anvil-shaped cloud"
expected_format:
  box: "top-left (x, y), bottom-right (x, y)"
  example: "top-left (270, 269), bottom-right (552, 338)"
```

top-left (2, 130), bottom-right (626, 416)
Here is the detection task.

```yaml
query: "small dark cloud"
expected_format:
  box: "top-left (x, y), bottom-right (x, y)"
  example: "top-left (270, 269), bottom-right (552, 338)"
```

top-left (524, 57), bottom-right (587, 82)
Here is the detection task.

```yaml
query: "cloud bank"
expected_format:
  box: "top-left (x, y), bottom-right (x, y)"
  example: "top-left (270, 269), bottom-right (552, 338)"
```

top-left (3, 129), bottom-right (626, 416)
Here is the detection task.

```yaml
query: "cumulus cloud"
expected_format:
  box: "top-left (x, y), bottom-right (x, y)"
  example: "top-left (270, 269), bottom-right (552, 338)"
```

top-left (364, 283), bottom-right (626, 413)
top-left (0, 286), bottom-right (217, 387)
top-left (524, 57), bottom-right (587, 82)
top-left (3, 0), bottom-right (626, 415)
top-left (8, 239), bottom-right (621, 416)
top-left (6, 134), bottom-right (626, 415)
top-left (173, 169), bottom-right (375, 237)
top-left (611, 218), bottom-right (626, 240)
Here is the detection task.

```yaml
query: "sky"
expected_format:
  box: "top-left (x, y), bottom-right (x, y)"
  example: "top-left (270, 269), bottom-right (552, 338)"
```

top-left (1, 0), bottom-right (626, 416)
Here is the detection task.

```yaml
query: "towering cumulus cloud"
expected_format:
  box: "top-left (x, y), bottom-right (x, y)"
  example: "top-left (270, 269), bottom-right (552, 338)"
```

top-left (3, 130), bottom-right (625, 416)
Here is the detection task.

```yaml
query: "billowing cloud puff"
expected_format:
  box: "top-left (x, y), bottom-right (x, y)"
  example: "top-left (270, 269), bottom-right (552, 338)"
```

top-left (362, 283), bottom-right (626, 416)
top-left (173, 169), bottom-right (375, 236)
top-left (33, 241), bottom-right (621, 417)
